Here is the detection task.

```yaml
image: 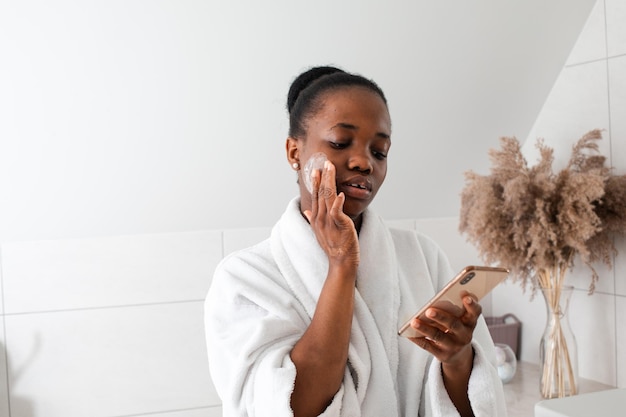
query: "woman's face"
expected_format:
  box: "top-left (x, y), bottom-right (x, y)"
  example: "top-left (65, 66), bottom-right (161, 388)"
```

top-left (289, 86), bottom-right (392, 224)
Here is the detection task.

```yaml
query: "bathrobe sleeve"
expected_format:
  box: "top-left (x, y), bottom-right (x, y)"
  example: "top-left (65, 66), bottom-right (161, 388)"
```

top-left (423, 338), bottom-right (508, 416)
top-left (205, 240), bottom-right (353, 417)
top-left (204, 240), bottom-right (304, 417)
top-left (413, 232), bottom-right (508, 417)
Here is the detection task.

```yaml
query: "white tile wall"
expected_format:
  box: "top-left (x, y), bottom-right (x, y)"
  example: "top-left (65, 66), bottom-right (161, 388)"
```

top-left (524, 60), bottom-right (610, 171)
top-left (569, 291), bottom-right (617, 385)
top-left (0, 247), bottom-right (4, 315)
top-left (606, 0), bottom-right (626, 57)
top-left (4, 301), bottom-right (217, 417)
top-left (616, 296), bottom-right (626, 387)
top-left (609, 55), bottom-right (626, 174)
top-left (615, 235), bottom-right (626, 296)
top-left (567, 252), bottom-right (616, 295)
top-left (1, 231), bottom-right (222, 314)
top-left (146, 407), bottom-right (222, 417)
top-left (0, 229), bottom-right (226, 417)
top-left (0, 246), bottom-right (8, 417)
top-left (566, 0), bottom-right (607, 65)
top-left (0, 319), bottom-right (9, 417)
top-left (492, 281), bottom-right (547, 364)
top-left (615, 236), bottom-right (626, 388)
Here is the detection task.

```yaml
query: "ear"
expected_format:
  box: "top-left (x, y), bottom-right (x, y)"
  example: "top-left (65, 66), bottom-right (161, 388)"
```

top-left (286, 136), bottom-right (300, 167)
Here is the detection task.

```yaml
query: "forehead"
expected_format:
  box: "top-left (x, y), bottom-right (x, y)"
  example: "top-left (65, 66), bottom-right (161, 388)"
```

top-left (313, 86), bottom-right (391, 131)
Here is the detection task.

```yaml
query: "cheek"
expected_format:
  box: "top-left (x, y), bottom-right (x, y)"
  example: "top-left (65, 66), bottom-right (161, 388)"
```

top-left (376, 163), bottom-right (388, 183)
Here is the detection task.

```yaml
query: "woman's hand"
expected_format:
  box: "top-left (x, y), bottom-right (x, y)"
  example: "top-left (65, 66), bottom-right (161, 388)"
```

top-left (303, 161), bottom-right (360, 268)
top-left (408, 292), bottom-right (480, 363)
top-left (408, 293), bottom-right (480, 417)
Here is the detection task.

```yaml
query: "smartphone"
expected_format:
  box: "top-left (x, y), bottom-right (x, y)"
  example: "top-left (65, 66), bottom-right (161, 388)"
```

top-left (397, 265), bottom-right (509, 338)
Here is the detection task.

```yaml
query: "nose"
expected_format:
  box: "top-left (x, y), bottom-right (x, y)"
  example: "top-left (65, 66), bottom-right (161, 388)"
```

top-left (348, 148), bottom-right (373, 174)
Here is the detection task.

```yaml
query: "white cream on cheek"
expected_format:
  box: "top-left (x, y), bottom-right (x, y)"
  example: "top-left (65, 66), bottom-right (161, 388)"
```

top-left (303, 152), bottom-right (328, 194)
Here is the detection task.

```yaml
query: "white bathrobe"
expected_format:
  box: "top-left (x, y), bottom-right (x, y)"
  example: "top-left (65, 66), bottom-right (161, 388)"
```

top-left (205, 198), bottom-right (506, 417)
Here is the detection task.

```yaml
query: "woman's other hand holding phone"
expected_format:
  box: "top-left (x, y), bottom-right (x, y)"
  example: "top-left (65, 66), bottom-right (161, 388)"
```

top-left (409, 291), bottom-right (481, 417)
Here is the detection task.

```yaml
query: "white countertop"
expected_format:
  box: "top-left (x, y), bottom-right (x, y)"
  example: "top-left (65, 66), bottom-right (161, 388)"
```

top-left (502, 362), bottom-right (615, 417)
top-left (534, 388), bottom-right (626, 417)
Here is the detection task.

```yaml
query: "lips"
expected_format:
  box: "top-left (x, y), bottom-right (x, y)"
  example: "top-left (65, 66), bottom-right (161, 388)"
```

top-left (339, 176), bottom-right (373, 199)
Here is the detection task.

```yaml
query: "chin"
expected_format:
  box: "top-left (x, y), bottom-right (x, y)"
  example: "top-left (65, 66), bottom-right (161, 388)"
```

top-left (343, 200), bottom-right (369, 221)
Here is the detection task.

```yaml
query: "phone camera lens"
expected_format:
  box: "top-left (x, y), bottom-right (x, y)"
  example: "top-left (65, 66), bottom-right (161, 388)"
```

top-left (461, 272), bottom-right (475, 285)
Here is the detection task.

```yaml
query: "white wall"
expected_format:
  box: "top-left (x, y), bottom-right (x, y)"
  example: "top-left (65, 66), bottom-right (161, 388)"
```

top-left (0, 231), bottom-right (226, 416)
top-left (0, 0), bottom-right (595, 242)
top-left (491, 0), bottom-right (626, 389)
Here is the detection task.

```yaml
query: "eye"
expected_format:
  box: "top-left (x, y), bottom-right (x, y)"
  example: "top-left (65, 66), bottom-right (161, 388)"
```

top-left (372, 149), bottom-right (388, 160)
top-left (329, 141), bottom-right (349, 149)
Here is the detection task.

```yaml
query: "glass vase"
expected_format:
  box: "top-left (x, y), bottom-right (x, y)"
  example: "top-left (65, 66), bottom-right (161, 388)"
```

top-left (539, 285), bottom-right (578, 398)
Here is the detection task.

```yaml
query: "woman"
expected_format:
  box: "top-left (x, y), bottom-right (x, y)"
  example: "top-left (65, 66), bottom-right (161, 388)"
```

top-left (204, 66), bottom-right (506, 417)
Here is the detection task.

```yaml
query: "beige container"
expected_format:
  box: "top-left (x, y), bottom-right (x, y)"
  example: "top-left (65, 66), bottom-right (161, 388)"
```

top-left (485, 313), bottom-right (521, 360)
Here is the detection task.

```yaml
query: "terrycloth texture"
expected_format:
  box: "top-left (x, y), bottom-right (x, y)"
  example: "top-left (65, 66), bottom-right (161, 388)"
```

top-left (424, 341), bottom-right (508, 416)
top-left (205, 198), bottom-right (507, 416)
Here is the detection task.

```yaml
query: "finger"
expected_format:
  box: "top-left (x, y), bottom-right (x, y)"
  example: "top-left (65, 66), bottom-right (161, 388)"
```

top-left (431, 327), bottom-right (449, 344)
top-left (424, 308), bottom-right (456, 334)
top-left (463, 293), bottom-right (481, 314)
top-left (460, 293), bottom-right (482, 325)
top-left (319, 161), bottom-right (337, 210)
top-left (310, 169), bottom-right (321, 218)
top-left (410, 336), bottom-right (444, 356)
top-left (322, 160), bottom-right (337, 191)
top-left (411, 318), bottom-right (448, 345)
top-left (316, 163), bottom-right (336, 219)
top-left (329, 192), bottom-right (351, 227)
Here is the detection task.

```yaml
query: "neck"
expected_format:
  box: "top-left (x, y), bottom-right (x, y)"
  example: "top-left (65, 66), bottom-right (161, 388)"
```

top-left (352, 214), bottom-right (363, 235)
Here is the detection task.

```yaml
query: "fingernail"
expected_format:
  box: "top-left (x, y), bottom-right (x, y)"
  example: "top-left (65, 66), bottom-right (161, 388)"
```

top-left (324, 160), bottom-right (331, 170)
top-left (426, 309), bottom-right (436, 318)
top-left (465, 296), bottom-right (473, 304)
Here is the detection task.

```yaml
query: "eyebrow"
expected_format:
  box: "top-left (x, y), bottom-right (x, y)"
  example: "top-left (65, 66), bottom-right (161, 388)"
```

top-left (330, 122), bottom-right (391, 140)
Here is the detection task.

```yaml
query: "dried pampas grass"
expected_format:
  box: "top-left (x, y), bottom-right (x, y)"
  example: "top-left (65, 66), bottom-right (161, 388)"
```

top-left (459, 129), bottom-right (626, 294)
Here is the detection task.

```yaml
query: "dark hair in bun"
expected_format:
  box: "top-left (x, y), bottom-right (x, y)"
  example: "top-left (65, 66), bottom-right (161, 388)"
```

top-left (287, 66), bottom-right (388, 138)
